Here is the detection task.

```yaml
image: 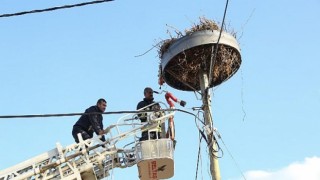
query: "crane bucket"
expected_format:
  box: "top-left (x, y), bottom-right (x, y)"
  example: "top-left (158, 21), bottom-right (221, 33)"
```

top-left (135, 139), bottom-right (174, 180)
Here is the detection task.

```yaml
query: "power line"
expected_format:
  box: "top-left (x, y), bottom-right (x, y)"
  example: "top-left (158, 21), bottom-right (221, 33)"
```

top-left (0, 0), bottom-right (114, 18)
top-left (240, 68), bottom-right (247, 121)
top-left (195, 134), bottom-right (203, 180)
top-left (0, 108), bottom-right (201, 119)
top-left (208, 0), bottom-right (230, 86)
top-left (214, 129), bottom-right (247, 180)
top-left (0, 109), bottom-right (172, 119)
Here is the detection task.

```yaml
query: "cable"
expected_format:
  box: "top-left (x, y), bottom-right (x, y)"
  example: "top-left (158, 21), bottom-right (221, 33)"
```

top-left (192, 107), bottom-right (223, 160)
top-left (0, 109), bottom-right (171, 119)
top-left (195, 134), bottom-right (203, 180)
top-left (0, 0), bottom-right (114, 18)
top-left (0, 108), bottom-right (201, 120)
top-left (208, 0), bottom-right (230, 86)
top-left (202, 103), bottom-right (223, 159)
top-left (195, 109), bottom-right (205, 125)
top-left (214, 129), bottom-right (247, 180)
top-left (240, 68), bottom-right (247, 121)
top-left (210, 138), bottom-right (223, 159)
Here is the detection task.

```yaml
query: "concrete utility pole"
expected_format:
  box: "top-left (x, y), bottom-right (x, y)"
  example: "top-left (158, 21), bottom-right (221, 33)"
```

top-left (199, 71), bottom-right (221, 180)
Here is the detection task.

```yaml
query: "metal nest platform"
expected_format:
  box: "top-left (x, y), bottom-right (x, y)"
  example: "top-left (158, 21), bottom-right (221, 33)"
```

top-left (160, 30), bottom-right (241, 91)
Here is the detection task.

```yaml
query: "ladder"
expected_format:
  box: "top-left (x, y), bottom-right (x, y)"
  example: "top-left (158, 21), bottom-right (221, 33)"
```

top-left (0, 106), bottom-right (175, 180)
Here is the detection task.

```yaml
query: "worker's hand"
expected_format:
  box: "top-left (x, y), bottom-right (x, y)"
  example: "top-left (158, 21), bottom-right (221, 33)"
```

top-left (98, 130), bottom-right (104, 135)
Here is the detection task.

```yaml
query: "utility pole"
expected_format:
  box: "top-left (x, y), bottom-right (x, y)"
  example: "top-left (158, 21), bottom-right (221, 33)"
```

top-left (159, 25), bottom-right (241, 180)
top-left (199, 71), bottom-right (221, 180)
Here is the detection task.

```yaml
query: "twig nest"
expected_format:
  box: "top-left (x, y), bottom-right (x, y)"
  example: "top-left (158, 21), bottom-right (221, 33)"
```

top-left (158, 19), bottom-right (241, 91)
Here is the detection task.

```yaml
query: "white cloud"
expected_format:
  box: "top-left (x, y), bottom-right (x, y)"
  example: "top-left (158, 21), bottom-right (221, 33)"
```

top-left (232, 156), bottom-right (320, 180)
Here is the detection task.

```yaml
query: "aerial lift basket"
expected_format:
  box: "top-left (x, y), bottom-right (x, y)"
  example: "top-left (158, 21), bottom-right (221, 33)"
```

top-left (135, 139), bottom-right (174, 180)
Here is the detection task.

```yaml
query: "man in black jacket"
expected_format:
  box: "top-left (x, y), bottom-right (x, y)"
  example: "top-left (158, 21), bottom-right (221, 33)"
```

top-left (72, 98), bottom-right (107, 143)
top-left (137, 87), bottom-right (161, 141)
top-left (137, 87), bottom-right (155, 122)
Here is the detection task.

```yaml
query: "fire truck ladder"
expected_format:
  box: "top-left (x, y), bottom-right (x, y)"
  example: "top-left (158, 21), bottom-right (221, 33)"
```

top-left (0, 105), bottom-right (175, 180)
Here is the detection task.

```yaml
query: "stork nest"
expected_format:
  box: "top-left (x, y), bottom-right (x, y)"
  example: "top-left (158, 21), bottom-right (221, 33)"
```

top-left (158, 17), bottom-right (241, 91)
top-left (158, 17), bottom-right (220, 59)
top-left (163, 44), bottom-right (241, 91)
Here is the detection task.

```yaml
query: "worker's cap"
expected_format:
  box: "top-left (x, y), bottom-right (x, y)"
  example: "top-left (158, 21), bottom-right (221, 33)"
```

top-left (144, 87), bottom-right (153, 94)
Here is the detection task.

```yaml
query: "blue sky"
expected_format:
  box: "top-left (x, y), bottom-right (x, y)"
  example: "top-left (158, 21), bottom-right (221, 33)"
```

top-left (1, 0), bottom-right (320, 179)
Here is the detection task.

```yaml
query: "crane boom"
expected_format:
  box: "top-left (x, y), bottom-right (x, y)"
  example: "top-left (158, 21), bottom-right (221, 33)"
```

top-left (0, 107), bottom-right (175, 180)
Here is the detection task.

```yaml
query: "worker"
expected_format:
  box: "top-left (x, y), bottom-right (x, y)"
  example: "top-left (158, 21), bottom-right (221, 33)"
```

top-left (72, 98), bottom-right (107, 143)
top-left (137, 87), bottom-right (162, 141)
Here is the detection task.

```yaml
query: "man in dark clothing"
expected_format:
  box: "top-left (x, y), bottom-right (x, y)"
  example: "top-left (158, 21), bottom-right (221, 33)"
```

top-left (137, 87), bottom-right (155, 122)
top-left (72, 98), bottom-right (107, 143)
top-left (137, 87), bottom-right (161, 141)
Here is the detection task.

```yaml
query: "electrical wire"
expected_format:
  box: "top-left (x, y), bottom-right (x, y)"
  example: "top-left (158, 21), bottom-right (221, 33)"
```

top-left (0, 109), bottom-right (173, 119)
top-left (0, 106), bottom-right (231, 179)
top-left (207, 134), bottom-right (223, 159)
top-left (0, 0), bottom-right (114, 18)
top-left (195, 134), bottom-right (203, 180)
top-left (240, 68), bottom-right (247, 121)
top-left (204, 103), bottom-right (223, 159)
top-left (214, 129), bottom-right (247, 180)
top-left (180, 107), bottom-right (224, 160)
top-left (196, 109), bottom-right (205, 125)
top-left (208, 0), bottom-right (230, 86)
top-left (0, 108), bottom-right (202, 121)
